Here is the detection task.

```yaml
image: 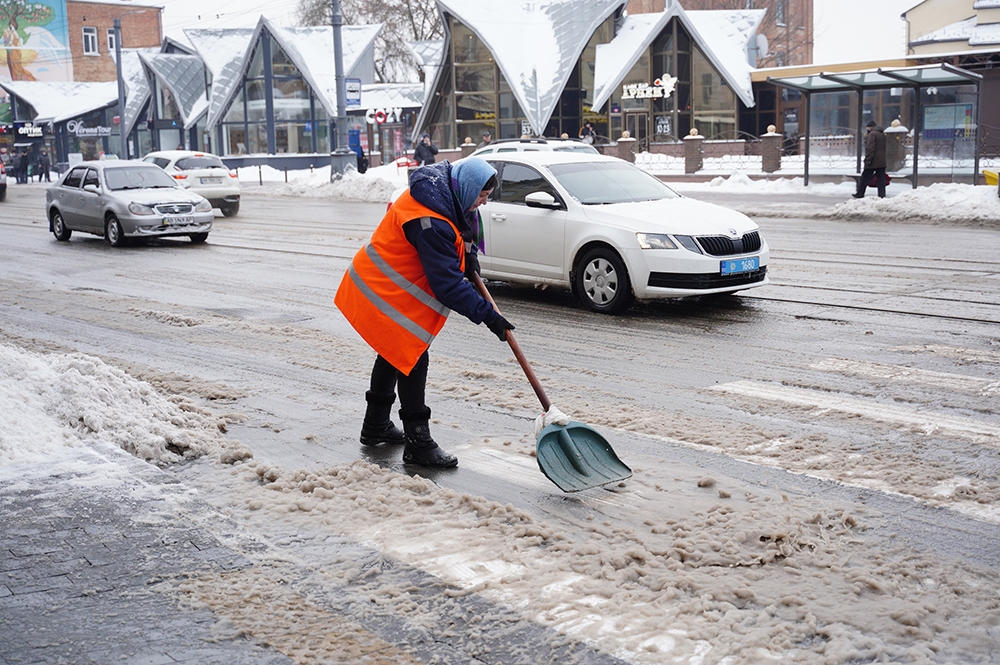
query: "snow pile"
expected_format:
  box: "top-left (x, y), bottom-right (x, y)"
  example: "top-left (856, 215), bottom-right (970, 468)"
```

top-left (824, 182), bottom-right (1000, 224)
top-left (273, 167), bottom-right (401, 203)
top-left (702, 171), bottom-right (850, 195)
top-left (0, 343), bottom-right (252, 470)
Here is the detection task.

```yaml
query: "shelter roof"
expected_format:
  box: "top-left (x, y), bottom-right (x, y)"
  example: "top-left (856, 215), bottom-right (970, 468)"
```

top-left (766, 63), bottom-right (982, 94)
top-left (591, 5), bottom-right (763, 112)
top-left (430, 0), bottom-right (625, 135)
top-left (0, 81), bottom-right (120, 124)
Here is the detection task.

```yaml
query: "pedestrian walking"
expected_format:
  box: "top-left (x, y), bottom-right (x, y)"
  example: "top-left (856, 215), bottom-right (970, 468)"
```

top-left (853, 120), bottom-right (887, 199)
top-left (16, 151), bottom-right (28, 184)
top-left (37, 150), bottom-right (50, 182)
top-left (334, 157), bottom-right (513, 469)
top-left (413, 133), bottom-right (438, 166)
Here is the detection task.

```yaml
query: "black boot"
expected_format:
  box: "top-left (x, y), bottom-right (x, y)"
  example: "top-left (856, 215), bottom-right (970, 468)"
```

top-left (360, 391), bottom-right (406, 446)
top-left (400, 407), bottom-right (458, 468)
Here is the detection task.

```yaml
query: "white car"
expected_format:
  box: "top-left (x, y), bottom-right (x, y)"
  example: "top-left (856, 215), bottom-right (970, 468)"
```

top-left (471, 137), bottom-right (600, 158)
top-left (142, 150), bottom-right (241, 217)
top-left (474, 152), bottom-right (769, 313)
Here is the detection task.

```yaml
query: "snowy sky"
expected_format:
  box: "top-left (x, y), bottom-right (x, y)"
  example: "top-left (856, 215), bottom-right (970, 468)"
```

top-left (157, 0), bottom-right (921, 66)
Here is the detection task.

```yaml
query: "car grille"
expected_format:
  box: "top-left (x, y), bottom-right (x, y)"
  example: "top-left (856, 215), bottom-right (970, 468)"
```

top-left (648, 266), bottom-right (767, 290)
top-left (153, 203), bottom-right (195, 215)
top-left (697, 231), bottom-right (762, 256)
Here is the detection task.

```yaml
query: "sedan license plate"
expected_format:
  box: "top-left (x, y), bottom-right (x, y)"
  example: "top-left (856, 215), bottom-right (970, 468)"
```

top-left (162, 215), bottom-right (194, 226)
top-left (200, 177), bottom-right (223, 184)
top-left (720, 256), bottom-right (759, 275)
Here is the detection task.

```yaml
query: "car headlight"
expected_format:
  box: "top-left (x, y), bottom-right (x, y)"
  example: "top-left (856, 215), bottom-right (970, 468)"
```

top-left (636, 233), bottom-right (677, 250)
top-left (128, 202), bottom-right (155, 215)
top-left (194, 199), bottom-right (212, 212)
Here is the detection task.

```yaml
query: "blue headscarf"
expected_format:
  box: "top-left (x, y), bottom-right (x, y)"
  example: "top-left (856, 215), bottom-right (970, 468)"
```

top-left (451, 157), bottom-right (497, 212)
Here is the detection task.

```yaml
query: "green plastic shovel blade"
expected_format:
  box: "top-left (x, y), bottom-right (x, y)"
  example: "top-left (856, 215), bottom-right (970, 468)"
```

top-left (536, 421), bottom-right (632, 492)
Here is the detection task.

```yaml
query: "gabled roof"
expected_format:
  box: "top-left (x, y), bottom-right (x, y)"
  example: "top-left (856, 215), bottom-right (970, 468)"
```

top-left (591, 4), bottom-right (763, 113)
top-left (197, 17), bottom-right (381, 130)
top-left (406, 39), bottom-right (444, 101)
top-left (183, 28), bottom-right (256, 129)
top-left (119, 48), bottom-right (157, 139)
top-left (0, 81), bottom-right (120, 124)
top-left (429, 0), bottom-right (625, 135)
top-left (140, 52), bottom-right (209, 130)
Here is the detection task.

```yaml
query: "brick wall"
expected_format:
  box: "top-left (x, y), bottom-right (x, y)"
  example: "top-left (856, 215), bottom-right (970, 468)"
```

top-left (67, 1), bottom-right (162, 81)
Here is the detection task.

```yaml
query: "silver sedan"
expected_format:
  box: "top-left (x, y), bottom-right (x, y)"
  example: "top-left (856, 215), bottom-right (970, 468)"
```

top-left (46, 160), bottom-right (214, 246)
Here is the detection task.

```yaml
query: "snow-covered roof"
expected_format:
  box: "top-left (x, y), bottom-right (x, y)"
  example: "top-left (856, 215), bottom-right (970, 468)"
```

top-left (198, 17), bottom-right (381, 130)
top-left (183, 28), bottom-right (256, 129)
top-left (406, 39), bottom-right (445, 101)
top-left (973, 0), bottom-right (1000, 8)
top-left (591, 4), bottom-right (763, 113)
top-left (140, 52), bottom-right (209, 130)
top-left (0, 81), bottom-right (120, 124)
top-left (359, 82), bottom-right (424, 110)
top-left (429, 0), bottom-right (625, 136)
top-left (969, 21), bottom-right (1000, 46)
top-left (911, 17), bottom-right (978, 46)
top-left (118, 48), bottom-right (157, 139)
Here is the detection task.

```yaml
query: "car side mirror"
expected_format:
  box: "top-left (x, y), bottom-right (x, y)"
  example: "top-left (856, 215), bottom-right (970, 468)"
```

top-left (83, 184), bottom-right (100, 194)
top-left (524, 191), bottom-right (560, 209)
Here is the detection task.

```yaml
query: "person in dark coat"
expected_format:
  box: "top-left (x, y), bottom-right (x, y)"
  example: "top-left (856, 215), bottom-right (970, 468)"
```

top-left (16, 151), bottom-right (28, 184)
top-left (413, 133), bottom-right (438, 166)
top-left (36, 150), bottom-right (50, 182)
top-left (854, 121), bottom-right (887, 199)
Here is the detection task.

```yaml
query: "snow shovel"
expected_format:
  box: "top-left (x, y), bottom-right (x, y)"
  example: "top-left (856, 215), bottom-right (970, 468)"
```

top-left (471, 273), bottom-right (632, 492)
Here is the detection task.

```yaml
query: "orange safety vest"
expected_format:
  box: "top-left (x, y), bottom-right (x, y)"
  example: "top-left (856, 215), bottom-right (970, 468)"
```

top-left (335, 190), bottom-right (466, 375)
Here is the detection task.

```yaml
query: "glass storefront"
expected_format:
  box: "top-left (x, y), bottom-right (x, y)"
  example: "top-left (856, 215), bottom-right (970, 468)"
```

top-left (215, 34), bottom-right (333, 156)
top-left (425, 15), bottom-right (737, 148)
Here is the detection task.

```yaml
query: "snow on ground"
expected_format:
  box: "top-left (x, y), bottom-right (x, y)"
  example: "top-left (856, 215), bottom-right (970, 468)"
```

top-left (234, 157), bottom-right (1000, 225)
top-left (3, 341), bottom-right (1000, 663)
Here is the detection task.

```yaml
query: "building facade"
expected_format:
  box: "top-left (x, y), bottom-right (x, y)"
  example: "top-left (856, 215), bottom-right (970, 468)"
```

top-left (67, 0), bottom-right (162, 81)
top-left (417, 0), bottom-right (764, 149)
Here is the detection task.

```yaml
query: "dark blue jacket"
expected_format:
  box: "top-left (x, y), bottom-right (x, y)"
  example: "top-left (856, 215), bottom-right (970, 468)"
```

top-left (403, 162), bottom-right (497, 326)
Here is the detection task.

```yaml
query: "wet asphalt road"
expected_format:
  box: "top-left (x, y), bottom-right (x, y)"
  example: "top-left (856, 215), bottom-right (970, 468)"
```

top-left (2, 182), bottom-right (1000, 662)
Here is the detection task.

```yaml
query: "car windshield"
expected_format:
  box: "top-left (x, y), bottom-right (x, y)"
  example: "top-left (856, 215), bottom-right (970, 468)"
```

top-left (104, 166), bottom-right (179, 191)
top-left (547, 161), bottom-right (679, 204)
top-left (175, 155), bottom-right (226, 170)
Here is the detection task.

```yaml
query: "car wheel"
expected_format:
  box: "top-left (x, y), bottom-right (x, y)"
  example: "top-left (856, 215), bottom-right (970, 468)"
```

top-left (221, 202), bottom-right (239, 217)
top-left (574, 247), bottom-right (634, 314)
top-left (105, 215), bottom-right (126, 247)
top-left (51, 210), bottom-right (72, 241)
top-left (189, 233), bottom-right (209, 243)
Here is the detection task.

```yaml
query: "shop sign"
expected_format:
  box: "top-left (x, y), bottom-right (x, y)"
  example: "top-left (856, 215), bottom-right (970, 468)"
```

top-left (655, 115), bottom-right (671, 136)
top-left (14, 121), bottom-right (44, 139)
top-left (67, 119), bottom-right (112, 137)
top-left (621, 75), bottom-right (677, 101)
top-left (365, 107), bottom-right (403, 125)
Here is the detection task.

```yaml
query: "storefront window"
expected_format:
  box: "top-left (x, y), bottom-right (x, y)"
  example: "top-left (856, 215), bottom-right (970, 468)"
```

top-left (274, 122), bottom-right (313, 153)
top-left (272, 79), bottom-right (310, 121)
top-left (451, 23), bottom-right (491, 64)
top-left (224, 88), bottom-right (245, 123)
top-left (159, 86), bottom-right (180, 120)
top-left (271, 46), bottom-right (301, 78)
top-left (247, 123), bottom-right (267, 154)
top-left (456, 94), bottom-right (493, 122)
top-left (247, 44), bottom-right (265, 79)
top-left (691, 46), bottom-right (735, 138)
top-left (225, 124), bottom-right (247, 154)
top-left (247, 80), bottom-right (267, 122)
top-left (455, 64), bottom-right (495, 93)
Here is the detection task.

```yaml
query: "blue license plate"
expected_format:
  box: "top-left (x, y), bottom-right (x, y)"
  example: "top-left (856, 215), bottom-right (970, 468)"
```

top-left (720, 256), bottom-right (759, 275)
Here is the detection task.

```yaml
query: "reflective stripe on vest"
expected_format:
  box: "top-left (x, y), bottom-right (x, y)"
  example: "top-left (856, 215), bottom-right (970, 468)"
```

top-left (363, 242), bottom-right (449, 318)
top-left (345, 263), bottom-right (437, 345)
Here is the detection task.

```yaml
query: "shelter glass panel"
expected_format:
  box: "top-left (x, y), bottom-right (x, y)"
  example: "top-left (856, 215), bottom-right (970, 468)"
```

top-left (247, 44), bottom-right (265, 79)
top-left (691, 45), bottom-right (735, 138)
top-left (159, 86), bottom-right (180, 120)
top-left (247, 123), bottom-right (267, 154)
top-left (456, 94), bottom-right (493, 122)
top-left (223, 88), bottom-right (245, 122)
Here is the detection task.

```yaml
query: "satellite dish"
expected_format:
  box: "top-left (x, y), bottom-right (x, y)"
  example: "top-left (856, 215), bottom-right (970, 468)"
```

top-left (756, 34), bottom-right (769, 59)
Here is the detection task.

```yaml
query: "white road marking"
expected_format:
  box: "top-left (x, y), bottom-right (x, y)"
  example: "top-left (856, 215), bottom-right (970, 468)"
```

top-left (811, 357), bottom-right (1000, 395)
top-left (711, 380), bottom-right (1000, 442)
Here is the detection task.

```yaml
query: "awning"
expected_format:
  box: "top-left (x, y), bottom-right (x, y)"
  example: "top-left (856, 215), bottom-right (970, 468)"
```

top-left (766, 63), bottom-right (983, 187)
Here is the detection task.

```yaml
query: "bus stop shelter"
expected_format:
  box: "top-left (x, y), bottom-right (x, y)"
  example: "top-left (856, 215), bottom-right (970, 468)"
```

top-left (767, 63), bottom-right (983, 187)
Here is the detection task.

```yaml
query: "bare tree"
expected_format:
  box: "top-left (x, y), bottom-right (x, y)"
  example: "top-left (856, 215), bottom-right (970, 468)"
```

top-left (296, 0), bottom-right (443, 82)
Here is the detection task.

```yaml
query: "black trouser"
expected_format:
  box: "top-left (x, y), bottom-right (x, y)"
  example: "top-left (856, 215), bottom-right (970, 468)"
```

top-left (369, 351), bottom-right (428, 413)
top-left (857, 167), bottom-right (886, 198)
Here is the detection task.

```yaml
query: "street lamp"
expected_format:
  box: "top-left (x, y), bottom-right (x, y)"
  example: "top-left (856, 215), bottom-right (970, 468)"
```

top-left (329, 0), bottom-right (354, 179)
top-left (114, 18), bottom-right (128, 159)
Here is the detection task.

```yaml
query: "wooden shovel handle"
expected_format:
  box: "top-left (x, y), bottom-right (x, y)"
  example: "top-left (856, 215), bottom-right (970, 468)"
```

top-left (471, 272), bottom-right (552, 412)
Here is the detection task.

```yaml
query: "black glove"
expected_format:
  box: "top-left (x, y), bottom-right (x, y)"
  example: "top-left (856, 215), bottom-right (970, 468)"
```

top-left (486, 314), bottom-right (515, 342)
top-left (464, 251), bottom-right (480, 279)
